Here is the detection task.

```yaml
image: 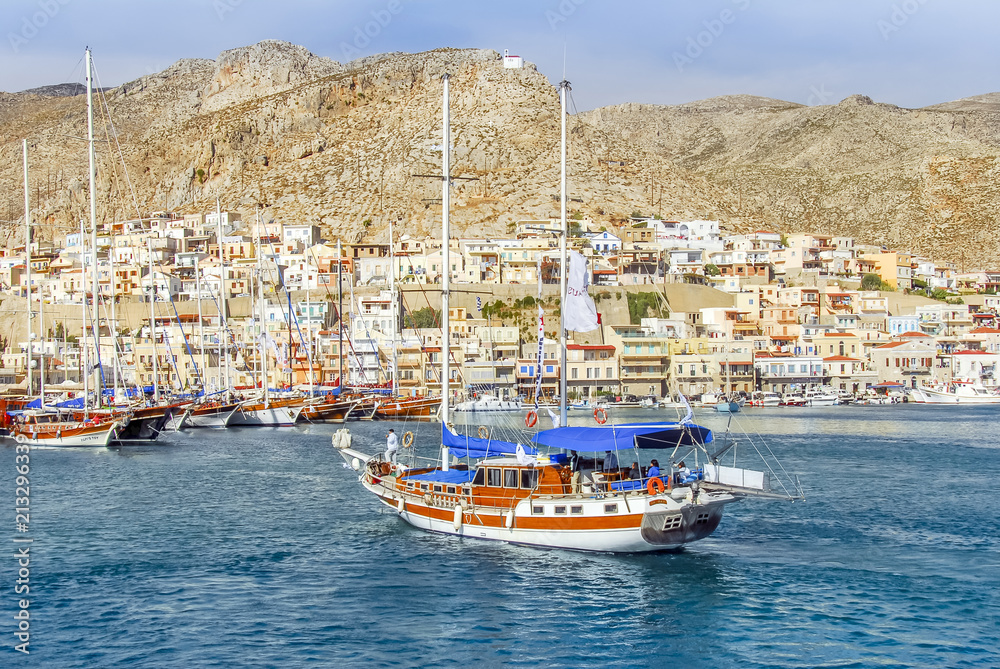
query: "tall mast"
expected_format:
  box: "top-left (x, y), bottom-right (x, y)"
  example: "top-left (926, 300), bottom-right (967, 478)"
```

top-left (23, 140), bottom-right (32, 398)
top-left (559, 80), bottom-right (570, 427)
top-left (86, 47), bottom-right (102, 408)
top-left (147, 235), bottom-right (159, 404)
top-left (196, 256), bottom-right (206, 394)
top-left (390, 217), bottom-right (397, 398)
top-left (256, 223), bottom-right (268, 406)
top-left (216, 198), bottom-right (229, 401)
top-left (337, 238), bottom-right (343, 392)
top-left (81, 218), bottom-right (89, 417)
top-left (441, 73), bottom-right (451, 426)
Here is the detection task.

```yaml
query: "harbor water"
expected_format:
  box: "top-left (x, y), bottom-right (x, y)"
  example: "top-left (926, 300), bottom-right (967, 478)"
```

top-left (3, 405), bottom-right (998, 667)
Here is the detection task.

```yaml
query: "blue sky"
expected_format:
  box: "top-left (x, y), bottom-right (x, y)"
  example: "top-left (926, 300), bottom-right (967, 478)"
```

top-left (2, 0), bottom-right (997, 111)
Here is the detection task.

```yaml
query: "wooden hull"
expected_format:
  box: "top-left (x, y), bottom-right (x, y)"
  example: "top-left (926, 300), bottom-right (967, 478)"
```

top-left (12, 421), bottom-right (120, 447)
top-left (113, 404), bottom-right (189, 442)
top-left (301, 399), bottom-right (359, 423)
top-left (230, 398), bottom-right (305, 426)
top-left (373, 396), bottom-right (441, 419)
top-left (185, 402), bottom-right (241, 428)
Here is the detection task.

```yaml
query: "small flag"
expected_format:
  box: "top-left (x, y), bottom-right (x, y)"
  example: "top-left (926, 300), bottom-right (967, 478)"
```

top-left (476, 296), bottom-right (482, 311)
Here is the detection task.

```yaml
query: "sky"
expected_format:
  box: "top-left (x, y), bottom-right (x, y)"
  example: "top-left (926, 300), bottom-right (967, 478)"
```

top-left (1, 0), bottom-right (998, 111)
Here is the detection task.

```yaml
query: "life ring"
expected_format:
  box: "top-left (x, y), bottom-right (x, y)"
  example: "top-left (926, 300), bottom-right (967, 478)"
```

top-left (646, 477), bottom-right (665, 496)
top-left (402, 431), bottom-right (414, 448)
top-left (478, 426), bottom-right (490, 440)
top-left (525, 410), bottom-right (538, 428)
top-left (594, 407), bottom-right (608, 424)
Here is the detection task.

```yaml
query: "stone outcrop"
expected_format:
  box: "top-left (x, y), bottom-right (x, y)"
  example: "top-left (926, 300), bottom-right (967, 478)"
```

top-left (3, 41), bottom-right (1000, 268)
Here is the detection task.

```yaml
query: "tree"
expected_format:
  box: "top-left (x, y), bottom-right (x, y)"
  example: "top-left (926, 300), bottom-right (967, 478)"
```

top-left (704, 263), bottom-right (721, 277)
top-left (860, 273), bottom-right (883, 291)
top-left (403, 307), bottom-right (437, 329)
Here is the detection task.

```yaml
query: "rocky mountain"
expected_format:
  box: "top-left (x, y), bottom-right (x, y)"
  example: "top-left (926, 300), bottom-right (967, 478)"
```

top-left (2, 41), bottom-right (1000, 268)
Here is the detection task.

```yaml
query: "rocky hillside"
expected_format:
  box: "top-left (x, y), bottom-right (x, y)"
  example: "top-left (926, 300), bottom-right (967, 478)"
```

top-left (2, 41), bottom-right (1000, 268)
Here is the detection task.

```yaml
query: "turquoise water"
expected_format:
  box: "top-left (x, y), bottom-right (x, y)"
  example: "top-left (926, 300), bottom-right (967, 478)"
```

top-left (3, 406), bottom-right (998, 667)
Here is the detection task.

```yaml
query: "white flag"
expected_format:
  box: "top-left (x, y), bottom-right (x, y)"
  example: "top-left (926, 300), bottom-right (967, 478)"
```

top-left (565, 251), bottom-right (599, 332)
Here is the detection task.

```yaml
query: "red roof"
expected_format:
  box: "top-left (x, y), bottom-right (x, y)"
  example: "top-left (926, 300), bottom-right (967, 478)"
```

top-left (770, 335), bottom-right (798, 340)
top-left (823, 355), bottom-right (861, 362)
top-left (969, 327), bottom-right (1000, 334)
top-left (897, 331), bottom-right (931, 338)
top-left (567, 344), bottom-right (615, 351)
top-left (953, 350), bottom-right (996, 356)
top-left (874, 342), bottom-right (906, 349)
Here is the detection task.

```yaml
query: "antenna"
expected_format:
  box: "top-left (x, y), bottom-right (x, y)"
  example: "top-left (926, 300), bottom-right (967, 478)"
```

top-left (562, 42), bottom-right (567, 81)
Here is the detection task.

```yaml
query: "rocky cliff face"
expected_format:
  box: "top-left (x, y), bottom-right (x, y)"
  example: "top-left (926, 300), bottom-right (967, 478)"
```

top-left (2, 41), bottom-right (1000, 268)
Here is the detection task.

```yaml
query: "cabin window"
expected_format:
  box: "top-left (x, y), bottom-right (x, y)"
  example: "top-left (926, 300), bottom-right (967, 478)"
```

top-left (503, 469), bottom-right (519, 488)
top-left (487, 468), bottom-right (502, 487)
top-left (695, 512), bottom-right (711, 525)
top-left (663, 515), bottom-right (682, 531)
top-left (571, 505), bottom-right (583, 515)
top-left (554, 506), bottom-right (567, 515)
top-left (532, 505), bottom-right (544, 515)
top-left (446, 486), bottom-right (456, 494)
top-left (420, 483), bottom-right (428, 491)
top-left (433, 485), bottom-right (442, 493)
top-left (604, 503), bottom-right (618, 514)
top-left (520, 469), bottom-right (538, 489)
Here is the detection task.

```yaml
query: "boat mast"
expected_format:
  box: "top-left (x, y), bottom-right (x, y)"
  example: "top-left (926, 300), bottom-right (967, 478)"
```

top-left (147, 235), bottom-right (159, 404)
top-left (257, 224), bottom-right (268, 407)
top-left (390, 217), bottom-right (397, 398)
top-left (559, 79), bottom-right (570, 427)
top-left (196, 256), bottom-right (206, 394)
top-left (86, 47), bottom-right (102, 408)
top-left (216, 198), bottom-right (229, 401)
top-left (81, 218), bottom-right (89, 418)
top-left (337, 238), bottom-right (343, 392)
top-left (441, 73), bottom-right (451, 471)
top-left (23, 140), bottom-right (32, 399)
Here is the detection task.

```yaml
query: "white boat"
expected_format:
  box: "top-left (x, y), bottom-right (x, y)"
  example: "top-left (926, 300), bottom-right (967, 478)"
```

top-left (11, 410), bottom-right (121, 447)
top-left (454, 393), bottom-right (522, 412)
top-left (229, 397), bottom-right (307, 426)
top-left (749, 391), bottom-right (781, 407)
top-left (638, 396), bottom-right (659, 409)
top-left (909, 381), bottom-right (1000, 404)
top-left (806, 387), bottom-right (840, 407)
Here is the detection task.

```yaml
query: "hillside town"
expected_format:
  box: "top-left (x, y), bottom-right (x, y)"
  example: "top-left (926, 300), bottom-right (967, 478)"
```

top-left (4, 210), bottom-right (1000, 403)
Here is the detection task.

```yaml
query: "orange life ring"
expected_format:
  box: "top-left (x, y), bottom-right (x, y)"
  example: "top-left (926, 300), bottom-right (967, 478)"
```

top-left (594, 407), bottom-right (608, 424)
top-left (478, 426), bottom-right (490, 440)
top-left (646, 477), bottom-right (665, 496)
top-left (525, 410), bottom-right (538, 428)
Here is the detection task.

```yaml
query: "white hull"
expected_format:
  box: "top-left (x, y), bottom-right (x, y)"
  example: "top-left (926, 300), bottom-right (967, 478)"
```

top-left (185, 406), bottom-right (240, 428)
top-left (229, 405), bottom-right (304, 426)
top-left (13, 423), bottom-right (118, 448)
top-left (909, 386), bottom-right (1000, 404)
top-left (454, 397), bottom-right (522, 412)
top-left (807, 396), bottom-right (839, 407)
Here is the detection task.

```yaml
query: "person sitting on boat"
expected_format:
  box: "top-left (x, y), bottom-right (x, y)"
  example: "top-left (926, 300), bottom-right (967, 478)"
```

top-left (628, 462), bottom-right (641, 480)
top-left (647, 459), bottom-right (662, 480)
top-left (384, 429), bottom-right (399, 464)
top-left (603, 450), bottom-right (619, 472)
top-left (675, 460), bottom-right (690, 482)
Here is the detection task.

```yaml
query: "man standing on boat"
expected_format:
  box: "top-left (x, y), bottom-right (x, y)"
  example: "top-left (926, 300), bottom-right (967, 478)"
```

top-left (385, 429), bottom-right (399, 464)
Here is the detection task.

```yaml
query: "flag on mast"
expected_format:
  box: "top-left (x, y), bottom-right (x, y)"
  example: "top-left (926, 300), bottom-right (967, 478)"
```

top-left (565, 251), bottom-right (599, 332)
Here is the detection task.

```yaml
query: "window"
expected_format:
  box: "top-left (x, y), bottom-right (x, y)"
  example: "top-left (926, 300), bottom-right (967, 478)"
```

top-left (554, 506), bottom-right (567, 515)
top-left (662, 515), bottom-right (682, 531)
top-left (487, 468), bottom-right (502, 487)
top-left (604, 503), bottom-right (618, 514)
top-left (520, 469), bottom-right (538, 489)
top-left (606, 366), bottom-right (613, 378)
top-left (571, 505), bottom-right (583, 515)
top-left (472, 469), bottom-right (485, 486)
top-left (572, 368), bottom-right (578, 380)
top-left (677, 365), bottom-right (683, 374)
top-left (545, 365), bottom-right (554, 374)
top-left (433, 485), bottom-right (442, 492)
top-left (532, 505), bottom-right (544, 515)
top-left (503, 469), bottom-right (519, 488)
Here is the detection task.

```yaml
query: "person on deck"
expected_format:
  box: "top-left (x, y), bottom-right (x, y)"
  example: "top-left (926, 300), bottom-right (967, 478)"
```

top-left (603, 450), bottom-right (619, 472)
top-left (675, 460), bottom-right (690, 482)
top-left (647, 459), bottom-right (661, 480)
top-left (385, 429), bottom-right (399, 464)
top-left (629, 462), bottom-right (640, 480)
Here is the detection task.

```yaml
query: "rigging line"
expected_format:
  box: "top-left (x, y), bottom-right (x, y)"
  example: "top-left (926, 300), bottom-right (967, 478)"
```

top-left (92, 64), bottom-right (143, 221)
top-left (166, 291), bottom-right (205, 392)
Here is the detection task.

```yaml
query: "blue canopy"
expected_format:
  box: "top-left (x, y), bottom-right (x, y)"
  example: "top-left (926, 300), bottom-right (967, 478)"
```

top-left (441, 424), bottom-right (538, 459)
top-left (55, 397), bottom-right (86, 409)
top-left (531, 422), bottom-right (712, 453)
top-left (402, 469), bottom-right (476, 484)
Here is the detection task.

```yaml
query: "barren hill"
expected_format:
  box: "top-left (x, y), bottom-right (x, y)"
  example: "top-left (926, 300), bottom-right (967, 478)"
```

top-left (2, 41), bottom-right (1000, 268)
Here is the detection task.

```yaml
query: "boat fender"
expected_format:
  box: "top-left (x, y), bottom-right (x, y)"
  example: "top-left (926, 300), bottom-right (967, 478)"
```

top-left (504, 509), bottom-right (514, 529)
top-left (646, 477), bottom-right (665, 496)
top-left (402, 431), bottom-right (414, 448)
top-left (351, 457), bottom-right (361, 472)
top-left (478, 426), bottom-right (489, 440)
top-left (56, 429), bottom-right (61, 439)
top-left (525, 410), bottom-right (537, 428)
top-left (453, 505), bottom-right (463, 531)
top-left (424, 493), bottom-right (434, 506)
top-left (594, 407), bottom-right (608, 424)
top-left (397, 498), bottom-right (405, 513)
